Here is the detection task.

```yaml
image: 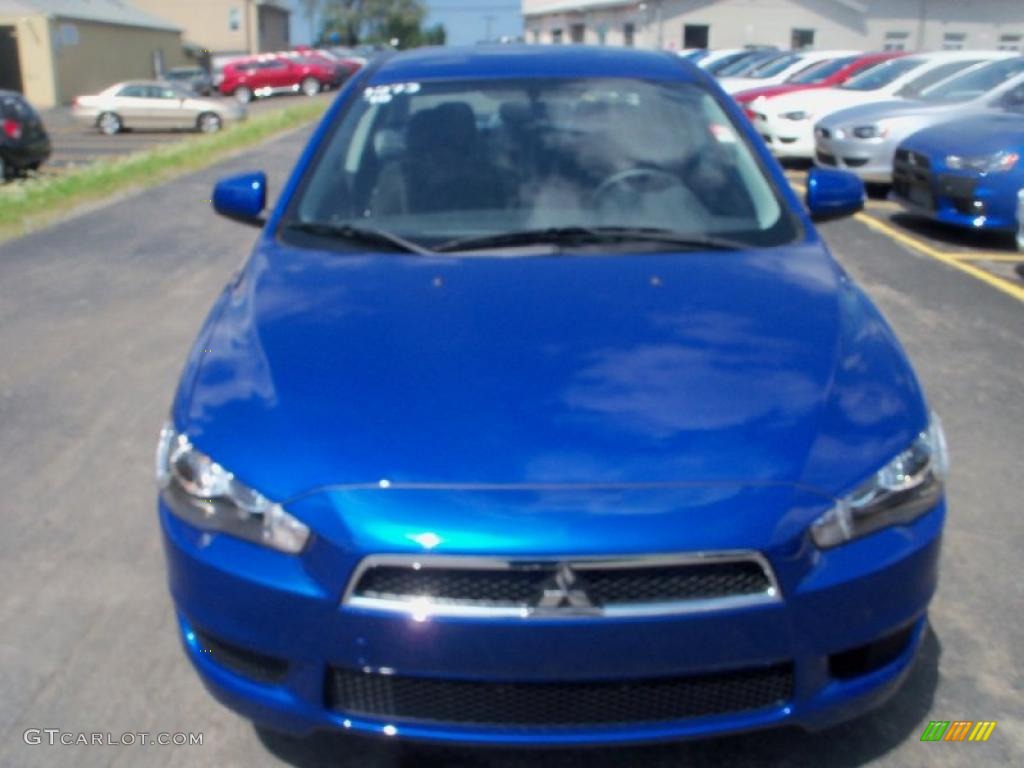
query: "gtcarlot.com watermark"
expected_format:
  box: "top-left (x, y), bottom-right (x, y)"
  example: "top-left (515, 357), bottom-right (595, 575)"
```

top-left (24, 729), bottom-right (203, 747)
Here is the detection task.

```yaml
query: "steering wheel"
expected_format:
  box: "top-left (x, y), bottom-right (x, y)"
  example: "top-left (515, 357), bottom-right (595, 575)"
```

top-left (590, 167), bottom-right (684, 208)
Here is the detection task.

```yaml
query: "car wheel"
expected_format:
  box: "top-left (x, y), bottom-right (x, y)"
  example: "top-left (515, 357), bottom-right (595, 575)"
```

top-left (97, 112), bottom-right (122, 135)
top-left (197, 112), bottom-right (223, 134)
top-left (0, 155), bottom-right (7, 182)
top-left (301, 77), bottom-right (321, 97)
top-left (234, 86), bottom-right (254, 104)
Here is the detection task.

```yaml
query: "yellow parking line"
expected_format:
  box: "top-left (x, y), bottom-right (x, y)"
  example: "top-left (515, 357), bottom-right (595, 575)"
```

top-left (854, 214), bottom-right (1024, 304)
top-left (950, 252), bottom-right (1023, 263)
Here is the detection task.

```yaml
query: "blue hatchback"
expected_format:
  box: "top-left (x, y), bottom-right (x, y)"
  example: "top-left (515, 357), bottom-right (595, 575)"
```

top-left (157, 46), bottom-right (948, 747)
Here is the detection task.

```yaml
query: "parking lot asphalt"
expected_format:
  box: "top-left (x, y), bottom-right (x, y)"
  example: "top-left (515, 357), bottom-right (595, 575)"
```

top-left (0, 126), bottom-right (1021, 768)
top-left (37, 91), bottom-right (335, 172)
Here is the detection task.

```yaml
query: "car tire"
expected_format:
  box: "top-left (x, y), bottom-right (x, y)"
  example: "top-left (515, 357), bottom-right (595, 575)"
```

top-left (301, 77), bottom-right (321, 97)
top-left (234, 86), bottom-right (254, 104)
top-left (197, 112), bottom-right (223, 134)
top-left (97, 112), bottom-right (122, 135)
top-left (0, 155), bottom-right (7, 182)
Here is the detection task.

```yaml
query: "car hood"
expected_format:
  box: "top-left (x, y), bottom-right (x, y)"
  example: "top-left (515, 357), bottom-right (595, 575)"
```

top-left (768, 87), bottom-right (894, 120)
top-left (734, 83), bottom-right (819, 103)
top-left (176, 239), bottom-right (927, 502)
top-left (900, 111), bottom-right (1024, 155)
top-left (819, 98), bottom-right (979, 128)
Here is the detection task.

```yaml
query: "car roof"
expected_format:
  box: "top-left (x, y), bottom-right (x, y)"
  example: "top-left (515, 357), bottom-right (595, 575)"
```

top-left (368, 45), bottom-right (695, 85)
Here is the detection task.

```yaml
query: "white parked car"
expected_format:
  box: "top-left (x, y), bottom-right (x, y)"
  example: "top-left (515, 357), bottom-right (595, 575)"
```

top-left (719, 50), bottom-right (859, 95)
top-left (750, 50), bottom-right (1015, 159)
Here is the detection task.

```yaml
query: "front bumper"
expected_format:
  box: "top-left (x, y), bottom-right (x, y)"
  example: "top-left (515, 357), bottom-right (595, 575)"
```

top-left (160, 495), bottom-right (944, 746)
top-left (813, 132), bottom-right (896, 184)
top-left (892, 155), bottom-right (1020, 232)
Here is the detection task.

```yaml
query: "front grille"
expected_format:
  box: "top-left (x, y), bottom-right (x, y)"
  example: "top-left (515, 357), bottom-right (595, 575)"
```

top-left (326, 664), bottom-right (794, 727)
top-left (842, 157), bottom-right (868, 168)
top-left (345, 554), bottom-right (778, 618)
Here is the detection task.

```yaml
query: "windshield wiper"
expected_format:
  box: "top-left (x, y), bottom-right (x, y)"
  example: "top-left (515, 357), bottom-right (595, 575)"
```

top-left (436, 226), bottom-right (746, 253)
top-left (284, 221), bottom-right (435, 255)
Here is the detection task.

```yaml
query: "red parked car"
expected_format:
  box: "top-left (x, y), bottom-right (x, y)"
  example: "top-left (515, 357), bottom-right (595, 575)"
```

top-left (218, 53), bottom-right (347, 104)
top-left (733, 51), bottom-right (908, 119)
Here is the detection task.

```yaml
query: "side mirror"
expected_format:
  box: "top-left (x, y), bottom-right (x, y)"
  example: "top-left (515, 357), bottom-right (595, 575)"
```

top-left (806, 167), bottom-right (865, 220)
top-left (213, 171), bottom-right (266, 225)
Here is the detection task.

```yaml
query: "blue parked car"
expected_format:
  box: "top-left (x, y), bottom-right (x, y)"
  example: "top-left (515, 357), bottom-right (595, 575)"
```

top-left (893, 104), bottom-right (1024, 235)
top-left (157, 45), bottom-right (948, 747)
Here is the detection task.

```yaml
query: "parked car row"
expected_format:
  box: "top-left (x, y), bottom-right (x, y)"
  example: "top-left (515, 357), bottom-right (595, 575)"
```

top-left (688, 46), bottom-right (1024, 243)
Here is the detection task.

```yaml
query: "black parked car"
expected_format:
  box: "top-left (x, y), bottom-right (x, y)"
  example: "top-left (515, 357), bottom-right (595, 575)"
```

top-left (0, 91), bottom-right (50, 181)
top-left (162, 66), bottom-right (215, 96)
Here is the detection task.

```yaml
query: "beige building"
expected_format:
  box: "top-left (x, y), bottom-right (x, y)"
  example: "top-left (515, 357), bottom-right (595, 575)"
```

top-left (523, 0), bottom-right (1024, 52)
top-left (132, 0), bottom-right (291, 58)
top-left (0, 0), bottom-right (186, 107)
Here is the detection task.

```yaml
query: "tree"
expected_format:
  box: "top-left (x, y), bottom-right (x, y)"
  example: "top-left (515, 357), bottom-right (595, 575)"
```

top-left (319, 0), bottom-right (444, 48)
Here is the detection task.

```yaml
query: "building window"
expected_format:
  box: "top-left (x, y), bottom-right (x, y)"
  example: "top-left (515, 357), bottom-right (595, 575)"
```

top-left (530, 28), bottom-right (540, 44)
top-left (623, 22), bottom-right (635, 47)
top-left (229, 7), bottom-right (241, 32)
top-left (999, 33), bottom-right (1022, 51)
top-left (551, 28), bottom-right (563, 45)
top-left (791, 28), bottom-right (815, 49)
top-left (684, 24), bottom-right (709, 49)
top-left (884, 31), bottom-right (909, 51)
top-left (570, 23), bottom-right (585, 44)
top-left (942, 32), bottom-right (966, 50)
top-left (596, 24), bottom-right (607, 45)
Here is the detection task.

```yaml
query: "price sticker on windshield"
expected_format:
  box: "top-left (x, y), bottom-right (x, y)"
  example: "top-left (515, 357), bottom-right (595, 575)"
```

top-left (363, 83), bottom-right (421, 104)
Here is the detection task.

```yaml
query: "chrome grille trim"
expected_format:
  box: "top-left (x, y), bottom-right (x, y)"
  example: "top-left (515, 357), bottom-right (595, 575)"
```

top-left (342, 551), bottom-right (781, 619)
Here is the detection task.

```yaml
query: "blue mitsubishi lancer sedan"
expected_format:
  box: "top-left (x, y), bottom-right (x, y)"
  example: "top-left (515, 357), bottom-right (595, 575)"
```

top-left (157, 45), bottom-right (948, 746)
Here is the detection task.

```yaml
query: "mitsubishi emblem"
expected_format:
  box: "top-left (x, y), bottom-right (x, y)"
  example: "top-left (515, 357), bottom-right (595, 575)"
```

top-left (533, 564), bottom-right (600, 615)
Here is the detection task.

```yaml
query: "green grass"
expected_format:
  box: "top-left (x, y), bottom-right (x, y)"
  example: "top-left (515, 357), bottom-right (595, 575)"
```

top-left (0, 99), bottom-right (329, 241)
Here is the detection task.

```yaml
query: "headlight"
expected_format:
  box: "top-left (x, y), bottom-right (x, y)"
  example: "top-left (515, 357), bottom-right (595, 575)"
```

top-left (810, 415), bottom-right (948, 549)
top-left (945, 150), bottom-right (1019, 173)
top-left (852, 124), bottom-right (887, 139)
top-left (155, 422), bottom-right (310, 554)
top-left (779, 110), bottom-right (812, 121)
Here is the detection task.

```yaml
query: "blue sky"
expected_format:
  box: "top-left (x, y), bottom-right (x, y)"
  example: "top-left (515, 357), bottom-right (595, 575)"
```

top-left (291, 1), bottom-right (524, 46)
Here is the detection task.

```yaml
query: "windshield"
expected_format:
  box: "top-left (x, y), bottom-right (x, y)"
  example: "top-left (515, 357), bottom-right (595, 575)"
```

top-left (285, 78), bottom-right (797, 251)
top-left (716, 52), bottom-right (783, 77)
top-left (917, 58), bottom-right (1024, 103)
top-left (747, 53), bottom-right (803, 78)
top-left (840, 57), bottom-right (923, 91)
top-left (787, 55), bottom-right (857, 84)
top-left (893, 59), bottom-right (981, 97)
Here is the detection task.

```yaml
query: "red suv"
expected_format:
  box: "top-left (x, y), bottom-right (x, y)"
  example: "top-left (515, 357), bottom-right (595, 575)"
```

top-left (218, 54), bottom-right (346, 103)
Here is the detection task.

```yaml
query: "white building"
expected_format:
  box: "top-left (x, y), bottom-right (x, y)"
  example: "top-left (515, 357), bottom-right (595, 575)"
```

top-left (522, 0), bottom-right (1024, 52)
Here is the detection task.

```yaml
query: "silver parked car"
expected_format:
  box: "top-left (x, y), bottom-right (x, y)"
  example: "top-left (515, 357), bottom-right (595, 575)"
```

top-left (813, 57), bottom-right (1024, 183)
top-left (72, 81), bottom-right (246, 135)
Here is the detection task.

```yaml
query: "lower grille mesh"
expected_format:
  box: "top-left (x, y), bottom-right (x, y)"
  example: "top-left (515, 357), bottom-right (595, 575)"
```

top-left (326, 664), bottom-right (794, 727)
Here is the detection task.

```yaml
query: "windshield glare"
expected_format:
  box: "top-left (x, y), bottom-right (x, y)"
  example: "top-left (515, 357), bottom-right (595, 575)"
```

top-left (840, 57), bottom-right (923, 90)
top-left (287, 78), bottom-right (795, 250)
top-left (917, 58), bottom-right (1024, 103)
